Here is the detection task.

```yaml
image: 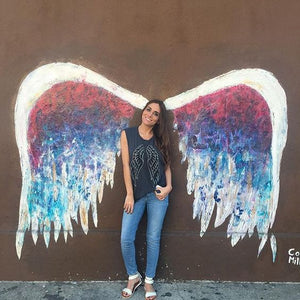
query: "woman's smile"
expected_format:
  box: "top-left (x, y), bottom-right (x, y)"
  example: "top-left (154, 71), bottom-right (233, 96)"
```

top-left (142, 103), bottom-right (160, 126)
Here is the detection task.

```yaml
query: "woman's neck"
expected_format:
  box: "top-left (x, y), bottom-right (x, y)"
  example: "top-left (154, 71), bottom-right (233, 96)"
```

top-left (138, 124), bottom-right (153, 140)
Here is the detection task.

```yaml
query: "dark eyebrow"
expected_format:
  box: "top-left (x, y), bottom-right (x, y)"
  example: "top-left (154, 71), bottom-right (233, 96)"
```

top-left (147, 106), bottom-right (160, 115)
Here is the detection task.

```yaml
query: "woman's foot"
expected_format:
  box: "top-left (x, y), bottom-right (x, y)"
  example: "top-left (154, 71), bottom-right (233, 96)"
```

top-left (122, 272), bottom-right (142, 298)
top-left (144, 277), bottom-right (157, 300)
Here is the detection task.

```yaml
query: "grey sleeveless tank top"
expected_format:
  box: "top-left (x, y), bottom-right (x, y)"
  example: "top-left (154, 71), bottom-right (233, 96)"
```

top-left (124, 127), bottom-right (166, 201)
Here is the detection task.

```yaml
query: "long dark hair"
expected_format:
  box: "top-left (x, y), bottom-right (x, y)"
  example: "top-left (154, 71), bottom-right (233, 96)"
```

top-left (142, 100), bottom-right (171, 166)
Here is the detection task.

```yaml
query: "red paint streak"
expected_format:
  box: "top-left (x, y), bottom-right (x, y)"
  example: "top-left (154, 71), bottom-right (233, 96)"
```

top-left (27, 81), bottom-right (136, 167)
top-left (174, 85), bottom-right (272, 134)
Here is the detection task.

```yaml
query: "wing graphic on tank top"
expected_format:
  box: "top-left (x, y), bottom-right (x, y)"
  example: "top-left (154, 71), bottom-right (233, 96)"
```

top-left (146, 145), bottom-right (160, 186)
top-left (164, 69), bottom-right (287, 262)
top-left (130, 144), bottom-right (160, 187)
top-left (130, 144), bottom-right (145, 187)
top-left (15, 63), bottom-right (147, 258)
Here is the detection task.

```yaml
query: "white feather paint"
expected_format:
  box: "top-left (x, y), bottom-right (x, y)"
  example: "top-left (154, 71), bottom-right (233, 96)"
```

top-left (15, 63), bottom-right (148, 258)
top-left (270, 234), bottom-right (277, 262)
top-left (165, 70), bottom-right (287, 224)
top-left (165, 68), bottom-right (287, 260)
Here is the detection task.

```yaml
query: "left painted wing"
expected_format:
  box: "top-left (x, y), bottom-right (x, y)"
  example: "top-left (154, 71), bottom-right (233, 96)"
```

top-left (15, 63), bottom-right (147, 258)
top-left (165, 69), bottom-right (287, 262)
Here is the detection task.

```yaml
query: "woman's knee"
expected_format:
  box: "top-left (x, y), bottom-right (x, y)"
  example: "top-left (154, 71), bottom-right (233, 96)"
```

top-left (146, 230), bottom-right (161, 243)
top-left (121, 231), bottom-right (136, 244)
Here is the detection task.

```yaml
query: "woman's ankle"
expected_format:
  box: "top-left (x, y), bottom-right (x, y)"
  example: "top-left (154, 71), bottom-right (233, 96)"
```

top-left (144, 282), bottom-right (155, 291)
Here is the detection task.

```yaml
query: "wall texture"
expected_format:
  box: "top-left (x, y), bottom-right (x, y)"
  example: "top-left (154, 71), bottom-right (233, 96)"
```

top-left (1, 0), bottom-right (300, 281)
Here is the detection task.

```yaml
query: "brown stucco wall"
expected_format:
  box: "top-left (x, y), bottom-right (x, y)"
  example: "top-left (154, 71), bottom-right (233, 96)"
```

top-left (1, 0), bottom-right (300, 281)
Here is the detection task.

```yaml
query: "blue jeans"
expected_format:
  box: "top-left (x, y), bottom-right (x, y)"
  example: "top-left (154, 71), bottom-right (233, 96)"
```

top-left (121, 192), bottom-right (169, 279)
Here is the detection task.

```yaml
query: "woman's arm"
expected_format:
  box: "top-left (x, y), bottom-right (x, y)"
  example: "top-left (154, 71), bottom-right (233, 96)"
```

top-left (120, 130), bottom-right (135, 214)
top-left (155, 165), bottom-right (172, 200)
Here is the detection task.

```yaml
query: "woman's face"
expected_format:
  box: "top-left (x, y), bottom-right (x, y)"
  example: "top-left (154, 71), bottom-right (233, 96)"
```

top-left (142, 103), bottom-right (161, 127)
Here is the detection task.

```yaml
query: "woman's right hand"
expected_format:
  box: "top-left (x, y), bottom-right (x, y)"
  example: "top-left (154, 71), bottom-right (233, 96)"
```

top-left (123, 194), bottom-right (134, 214)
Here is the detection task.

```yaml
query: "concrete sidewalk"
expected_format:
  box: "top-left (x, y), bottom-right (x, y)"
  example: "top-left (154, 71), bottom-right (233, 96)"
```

top-left (0, 281), bottom-right (299, 300)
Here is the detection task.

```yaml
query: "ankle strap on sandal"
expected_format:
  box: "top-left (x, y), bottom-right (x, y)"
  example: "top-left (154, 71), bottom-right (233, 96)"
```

top-left (128, 272), bottom-right (141, 280)
top-left (144, 276), bottom-right (154, 284)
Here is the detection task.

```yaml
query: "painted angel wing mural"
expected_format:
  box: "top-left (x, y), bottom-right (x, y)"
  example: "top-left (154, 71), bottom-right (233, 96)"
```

top-left (15, 63), bottom-right (287, 261)
top-left (15, 63), bottom-right (147, 258)
top-left (164, 70), bottom-right (287, 262)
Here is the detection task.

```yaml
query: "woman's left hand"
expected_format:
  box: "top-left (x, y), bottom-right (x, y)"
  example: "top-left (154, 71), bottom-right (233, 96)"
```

top-left (155, 185), bottom-right (172, 201)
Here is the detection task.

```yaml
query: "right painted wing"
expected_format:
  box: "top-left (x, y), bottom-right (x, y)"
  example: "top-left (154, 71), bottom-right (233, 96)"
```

top-left (165, 69), bottom-right (287, 262)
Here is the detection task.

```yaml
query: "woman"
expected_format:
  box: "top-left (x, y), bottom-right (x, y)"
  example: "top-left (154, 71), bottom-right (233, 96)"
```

top-left (120, 100), bottom-right (172, 299)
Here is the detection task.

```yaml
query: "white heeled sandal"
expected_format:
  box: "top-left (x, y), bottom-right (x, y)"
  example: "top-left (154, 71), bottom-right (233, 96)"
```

top-left (144, 277), bottom-right (157, 300)
top-left (122, 272), bottom-right (142, 298)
